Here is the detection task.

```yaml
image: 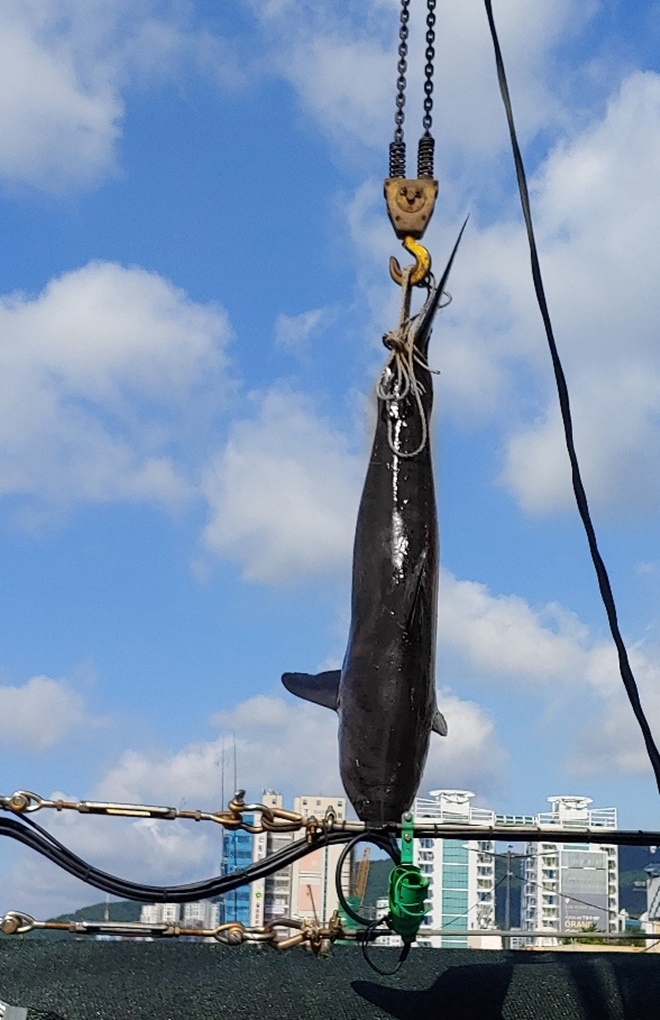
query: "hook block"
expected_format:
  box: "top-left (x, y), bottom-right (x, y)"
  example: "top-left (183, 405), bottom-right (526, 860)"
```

top-left (384, 178), bottom-right (438, 240)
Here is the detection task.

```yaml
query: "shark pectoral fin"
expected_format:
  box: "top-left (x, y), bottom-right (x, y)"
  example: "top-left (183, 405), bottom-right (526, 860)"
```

top-left (281, 670), bottom-right (341, 711)
top-left (432, 708), bottom-right (448, 737)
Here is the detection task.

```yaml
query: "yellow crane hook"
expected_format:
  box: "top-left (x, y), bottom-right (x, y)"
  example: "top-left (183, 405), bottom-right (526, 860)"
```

top-left (389, 235), bottom-right (432, 287)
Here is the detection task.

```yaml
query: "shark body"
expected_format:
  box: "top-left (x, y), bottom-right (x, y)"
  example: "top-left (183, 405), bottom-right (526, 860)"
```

top-left (283, 236), bottom-right (464, 825)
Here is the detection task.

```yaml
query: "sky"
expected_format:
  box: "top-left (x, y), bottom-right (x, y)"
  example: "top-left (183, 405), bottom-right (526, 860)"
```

top-left (2, 0), bottom-right (660, 919)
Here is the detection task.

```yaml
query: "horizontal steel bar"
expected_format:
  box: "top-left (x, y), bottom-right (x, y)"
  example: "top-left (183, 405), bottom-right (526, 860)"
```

top-left (407, 826), bottom-right (660, 845)
top-left (411, 929), bottom-right (656, 941)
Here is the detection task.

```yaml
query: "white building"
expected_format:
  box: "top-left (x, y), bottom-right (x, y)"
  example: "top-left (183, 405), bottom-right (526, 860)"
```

top-left (640, 852), bottom-right (660, 937)
top-left (140, 902), bottom-right (180, 925)
top-left (522, 796), bottom-right (618, 947)
top-left (289, 795), bottom-right (351, 924)
top-left (375, 896), bottom-right (402, 946)
top-left (250, 791), bottom-right (295, 927)
top-left (139, 900), bottom-right (219, 929)
top-left (182, 900), bottom-right (221, 928)
top-left (249, 791), bottom-right (350, 928)
top-left (413, 790), bottom-right (500, 949)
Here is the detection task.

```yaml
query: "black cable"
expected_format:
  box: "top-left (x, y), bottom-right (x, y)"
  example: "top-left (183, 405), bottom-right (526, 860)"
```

top-left (334, 832), bottom-right (400, 926)
top-left (483, 0), bottom-right (660, 796)
top-left (359, 919), bottom-right (411, 976)
top-left (333, 832), bottom-right (412, 975)
top-left (0, 814), bottom-right (396, 904)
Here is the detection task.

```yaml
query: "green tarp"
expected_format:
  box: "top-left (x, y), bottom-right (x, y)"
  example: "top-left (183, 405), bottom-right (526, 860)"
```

top-left (1, 942), bottom-right (659, 1019)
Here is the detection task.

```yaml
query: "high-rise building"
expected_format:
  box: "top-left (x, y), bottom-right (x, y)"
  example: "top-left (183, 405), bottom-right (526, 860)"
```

top-left (220, 813), bottom-right (255, 925)
top-left (249, 791), bottom-right (351, 928)
top-left (139, 900), bottom-right (219, 929)
top-left (250, 792), bottom-right (295, 927)
top-left (522, 796), bottom-right (618, 946)
top-left (642, 854), bottom-right (660, 937)
top-left (290, 795), bottom-right (351, 924)
top-left (413, 790), bottom-right (499, 949)
top-left (140, 902), bottom-right (180, 925)
top-left (182, 900), bottom-right (220, 929)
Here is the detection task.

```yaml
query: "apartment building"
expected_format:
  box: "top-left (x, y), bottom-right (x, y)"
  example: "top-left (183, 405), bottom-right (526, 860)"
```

top-left (522, 795), bottom-right (618, 946)
top-left (414, 789), bottom-right (498, 949)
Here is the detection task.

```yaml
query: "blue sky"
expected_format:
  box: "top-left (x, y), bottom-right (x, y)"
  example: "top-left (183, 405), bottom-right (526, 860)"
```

top-left (2, 0), bottom-right (660, 918)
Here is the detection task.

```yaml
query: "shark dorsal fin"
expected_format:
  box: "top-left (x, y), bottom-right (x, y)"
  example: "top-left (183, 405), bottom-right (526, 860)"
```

top-left (281, 670), bottom-right (340, 711)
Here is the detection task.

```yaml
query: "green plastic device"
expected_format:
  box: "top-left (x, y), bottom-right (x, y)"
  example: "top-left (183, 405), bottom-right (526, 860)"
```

top-left (387, 811), bottom-right (429, 945)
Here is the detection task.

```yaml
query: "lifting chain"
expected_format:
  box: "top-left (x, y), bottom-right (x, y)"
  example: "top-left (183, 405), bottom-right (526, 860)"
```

top-left (388, 0), bottom-right (437, 180)
top-left (422, 0), bottom-right (436, 134)
top-left (419, 0), bottom-right (436, 177)
top-left (386, 0), bottom-right (439, 287)
top-left (389, 0), bottom-right (410, 176)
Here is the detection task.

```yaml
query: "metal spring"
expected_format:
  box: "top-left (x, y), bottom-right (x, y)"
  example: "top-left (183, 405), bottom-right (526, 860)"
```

top-left (389, 140), bottom-right (407, 178)
top-left (417, 134), bottom-right (435, 178)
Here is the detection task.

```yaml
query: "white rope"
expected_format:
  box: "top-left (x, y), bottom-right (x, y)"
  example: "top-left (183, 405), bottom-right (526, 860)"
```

top-left (377, 269), bottom-right (440, 458)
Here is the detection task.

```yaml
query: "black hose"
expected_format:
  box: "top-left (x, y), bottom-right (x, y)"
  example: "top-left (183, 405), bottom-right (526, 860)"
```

top-left (0, 814), bottom-right (398, 904)
top-left (333, 832), bottom-right (411, 976)
top-left (334, 832), bottom-right (399, 926)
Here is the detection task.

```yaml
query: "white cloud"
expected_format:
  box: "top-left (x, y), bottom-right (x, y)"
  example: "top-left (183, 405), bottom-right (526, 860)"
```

top-left (436, 567), bottom-right (660, 783)
top-left (500, 71), bottom-right (660, 515)
top-left (0, 261), bottom-right (231, 515)
top-left (0, 675), bottom-right (91, 750)
top-left (274, 308), bottom-right (326, 353)
top-left (423, 690), bottom-right (507, 797)
top-left (91, 696), bottom-right (340, 812)
top-left (338, 66), bottom-right (660, 522)
top-left (211, 695), bottom-right (342, 798)
top-left (0, 5), bottom-right (120, 190)
top-left (0, 683), bottom-right (502, 915)
top-left (96, 689), bottom-right (505, 813)
top-left (313, 66), bottom-right (660, 522)
top-left (438, 570), bottom-right (590, 684)
top-left (245, 0), bottom-right (595, 166)
top-left (572, 641), bottom-right (660, 778)
top-left (0, 2), bottom-right (242, 192)
top-left (201, 388), bottom-right (363, 583)
top-left (343, 181), bottom-right (539, 423)
top-left (1, 802), bottom-right (216, 919)
top-left (95, 686), bottom-right (506, 816)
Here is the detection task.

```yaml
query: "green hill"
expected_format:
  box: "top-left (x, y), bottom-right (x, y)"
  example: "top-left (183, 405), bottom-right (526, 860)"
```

top-left (27, 899), bottom-right (144, 938)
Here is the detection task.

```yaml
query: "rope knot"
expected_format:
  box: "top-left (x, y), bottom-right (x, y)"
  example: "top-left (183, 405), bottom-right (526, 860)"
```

top-left (382, 330), bottom-right (408, 355)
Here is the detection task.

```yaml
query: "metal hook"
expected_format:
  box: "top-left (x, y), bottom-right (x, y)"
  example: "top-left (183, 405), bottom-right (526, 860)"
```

top-left (389, 235), bottom-right (432, 287)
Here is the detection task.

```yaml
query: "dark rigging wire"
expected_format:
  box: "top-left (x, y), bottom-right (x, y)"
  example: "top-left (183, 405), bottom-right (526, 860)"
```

top-left (0, 812), bottom-right (396, 905)
top-left (483, 0), bottom-right (660, 797)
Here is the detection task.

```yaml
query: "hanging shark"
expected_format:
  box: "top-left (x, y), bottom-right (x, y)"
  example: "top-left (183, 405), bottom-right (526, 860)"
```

top-left (282, 231), bottom-right (464, 826)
